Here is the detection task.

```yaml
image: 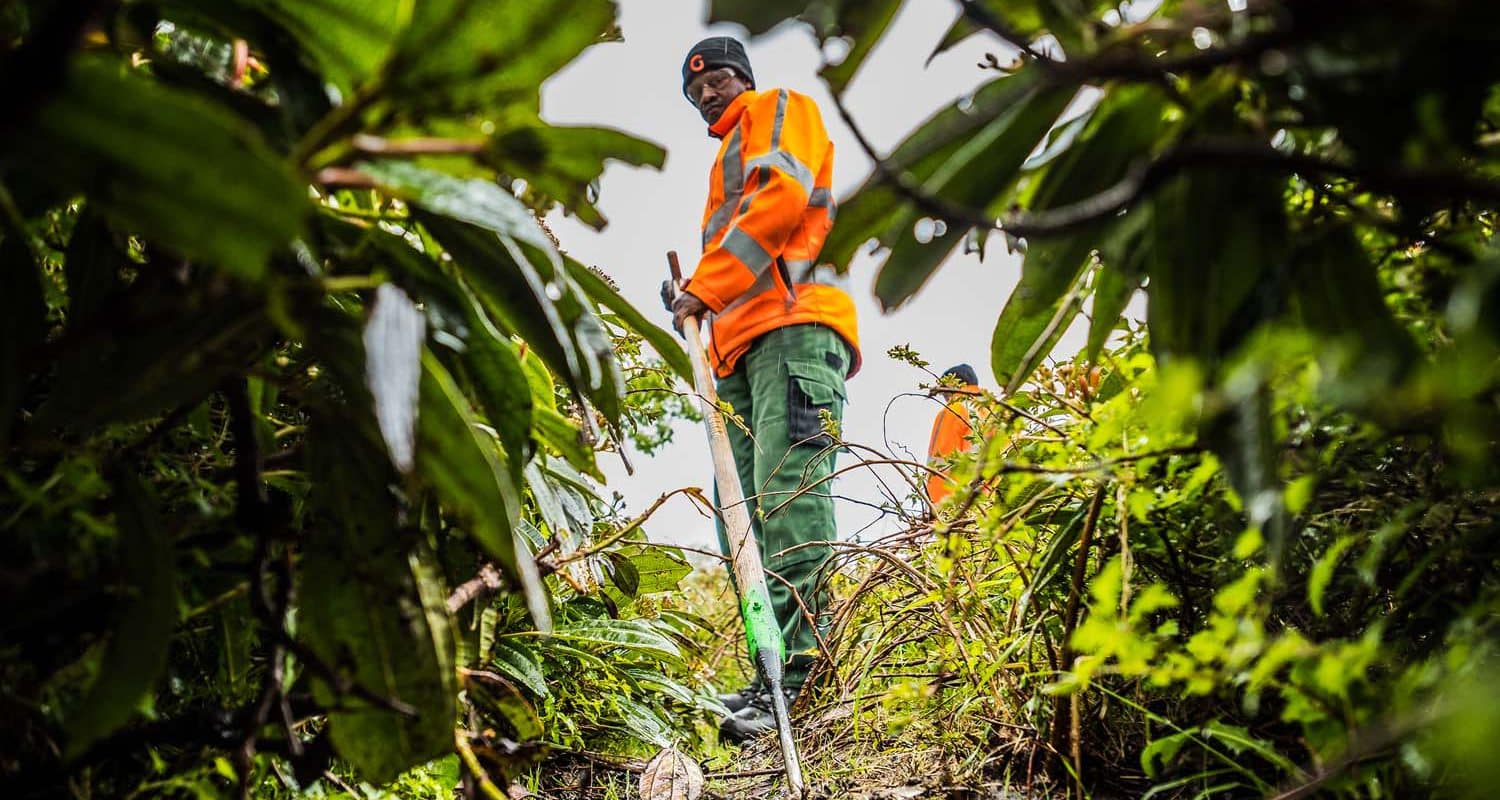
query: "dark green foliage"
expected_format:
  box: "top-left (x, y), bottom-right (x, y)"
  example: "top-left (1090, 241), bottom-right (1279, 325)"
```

top-left (0, 1), bottom-right (704, 795)
top-left (64, 473), bottom-right (179, 760)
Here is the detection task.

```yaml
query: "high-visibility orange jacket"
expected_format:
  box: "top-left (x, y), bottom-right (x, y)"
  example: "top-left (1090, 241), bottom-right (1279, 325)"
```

top-left (926, 386), bottom-right (984, 505)
top-left (683, 88), bottom-right (860, 378)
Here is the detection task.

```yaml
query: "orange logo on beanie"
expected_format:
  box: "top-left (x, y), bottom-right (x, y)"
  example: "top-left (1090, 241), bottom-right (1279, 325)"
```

top-left (689, 53), bottom-right (705, 72)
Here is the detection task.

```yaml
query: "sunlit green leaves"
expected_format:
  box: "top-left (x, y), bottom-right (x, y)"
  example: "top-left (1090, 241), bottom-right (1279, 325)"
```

top-left (392, 0), bottom-right (616, 114)
top-left (238, 0), bottom-right (406, 91)
top-left (362, 161), bottom-right (624, 423)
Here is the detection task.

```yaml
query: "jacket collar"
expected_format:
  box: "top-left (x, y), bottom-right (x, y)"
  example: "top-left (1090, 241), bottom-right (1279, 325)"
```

top-left (708, 90), bottom-right (758, 138)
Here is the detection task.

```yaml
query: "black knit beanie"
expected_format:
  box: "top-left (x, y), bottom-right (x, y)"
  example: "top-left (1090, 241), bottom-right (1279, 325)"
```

top-left (682, 36), bottom-right (754, 102)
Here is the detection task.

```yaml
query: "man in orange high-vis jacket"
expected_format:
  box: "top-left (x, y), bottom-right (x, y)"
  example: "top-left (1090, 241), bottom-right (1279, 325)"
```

top-left (926, 364), bottom-right (985, 507)
top-left (664, 36), bottom-right (858, 743)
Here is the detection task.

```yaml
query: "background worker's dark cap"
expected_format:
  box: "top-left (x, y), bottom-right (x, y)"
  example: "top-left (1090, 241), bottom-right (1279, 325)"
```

top-left (940, 364), bottom-right (979, 387)
top-left (682, 36), bottom-right (754, 101)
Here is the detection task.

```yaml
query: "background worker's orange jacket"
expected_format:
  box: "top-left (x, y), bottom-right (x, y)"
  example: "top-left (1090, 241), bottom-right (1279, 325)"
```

top-left (926, 386), bottom-right (984, 505)
top-left (683, 88), bottom-right (859, 378)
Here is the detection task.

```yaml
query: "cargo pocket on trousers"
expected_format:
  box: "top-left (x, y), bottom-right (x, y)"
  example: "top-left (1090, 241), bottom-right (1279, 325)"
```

top-left (785, 359), bottom-right (846, 447)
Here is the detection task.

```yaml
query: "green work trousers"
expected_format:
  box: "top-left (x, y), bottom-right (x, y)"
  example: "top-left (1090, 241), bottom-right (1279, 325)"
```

top-left (714, 323), bottom-right (849, 691)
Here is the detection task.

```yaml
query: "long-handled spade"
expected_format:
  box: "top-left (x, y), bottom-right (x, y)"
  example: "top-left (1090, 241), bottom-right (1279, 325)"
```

top-left (666, 251), bottom-right (806, 798)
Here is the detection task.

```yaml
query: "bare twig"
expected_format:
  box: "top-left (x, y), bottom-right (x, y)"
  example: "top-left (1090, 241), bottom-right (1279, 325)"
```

top-left (447, 562), bottom-right (506, 615)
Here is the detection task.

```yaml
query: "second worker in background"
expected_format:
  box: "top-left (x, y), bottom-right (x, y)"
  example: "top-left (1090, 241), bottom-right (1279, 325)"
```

top-left (664, 36), bottom-right (859, 742)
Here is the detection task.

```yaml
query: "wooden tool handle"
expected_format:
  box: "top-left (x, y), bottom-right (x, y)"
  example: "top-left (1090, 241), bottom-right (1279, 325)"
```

top-left (665, 250), bottom-right (803, 797)
top-left (667, 250), bottom-right (683, 285)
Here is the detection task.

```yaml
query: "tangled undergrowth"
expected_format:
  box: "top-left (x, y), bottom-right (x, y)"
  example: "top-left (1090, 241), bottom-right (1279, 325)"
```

top-left (515, 324), bottom-right (1500, 800)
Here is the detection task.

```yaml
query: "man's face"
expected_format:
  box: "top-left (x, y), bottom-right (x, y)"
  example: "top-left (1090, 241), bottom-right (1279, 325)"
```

top-left (687, 67), bottom-right (749, 125)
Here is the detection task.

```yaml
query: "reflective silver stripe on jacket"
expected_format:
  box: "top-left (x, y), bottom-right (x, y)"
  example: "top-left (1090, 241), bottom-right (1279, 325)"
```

top-left (770, 90), bottom-right (788, 150)
top-left (808, 186), bottom-right (837, 219)
top-left (719, 259), bottom-right (851, 314)
top-left (744, 150), bottom-right (815, 196)
top-left (702, 126), bottom-right (744, 248)
top-left (719, 227), bottom-right (772, 274)
top-left (786, 259), bottom-right (851, 291)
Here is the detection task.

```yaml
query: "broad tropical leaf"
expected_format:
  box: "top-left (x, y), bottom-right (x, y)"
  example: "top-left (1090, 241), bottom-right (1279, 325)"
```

top-left (363, 160), bottom-right (623, 422)
top-left (16, 58), bottom-right (306, 279)
top-left (992, 265), bottom-right (1090, 394)
top-left (64, 474), bottom-right (179, 759)
top-left (487, 119), bottom-right (666, 229)
top-left (874, 81), bottom-right (1077, 309)
top-left (302, 421), bottom-right (457, 783)
top-left (822, 68), bottom-right (1047, 271)
top-left (392, 0), bottom-right (616, 114)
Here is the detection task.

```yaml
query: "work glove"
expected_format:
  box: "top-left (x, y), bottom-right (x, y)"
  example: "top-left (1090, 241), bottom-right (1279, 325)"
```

top-left (670, 290), bottom-right (709, 337)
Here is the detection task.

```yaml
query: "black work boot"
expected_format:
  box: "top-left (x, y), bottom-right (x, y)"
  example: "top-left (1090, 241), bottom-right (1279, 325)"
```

top-left (718, 686), bottom-right (796, 744)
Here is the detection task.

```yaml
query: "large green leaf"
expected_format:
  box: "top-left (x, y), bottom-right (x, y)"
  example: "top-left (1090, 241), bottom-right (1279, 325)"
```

top-left (612, 544), bottom-right (692, 595)
top-left (709, 0), bottom-right (810, 34)
top-left (822, 68), bottom-right (1047, 272)
top-left (17, 58), bottom-right (306, 279)
top-left (874, 81), bottom-right (1077, 309)
top-left (1084, 203), bottom-right (1153, 362)
top-left (418, 352), bottom-right (551, 630)
top-left (816, 0), bottom-right (904, 94)
top-left (491, 639), bottom-right (550, 698)
top-left (302, 421), bottom-right (457, 782)
top-left (1289, 226), bottom-right (1419, 392)
top-left (563, 256), bottom-right (692, 383)
top-left (533, 404), bottom-right (600, 480)
top-left (1012, 86), bottom-right (1172, 315)
top-left (364, 284), bottom-right (426, 474)
top-left (486, 120), bottom-right (666, 229)
top-left (526, 458), bottom-right (576, 545)
top-left (62, 206), bottom-right (124, 329)
top-left (613, 696), bottom-right (672, 748)
top-left (1147, 169), bottom-right (1286, 363)
top-left (991, 263), bottom-right (1089, 394)
top-left (454, 316), bottom-right (536, 473)
top-left (1085, 261), bottom-right (1142, 364)
top-left (65, 474), bottom-right (178, 759)
top-left (546, 619), bottom-right (684, 664)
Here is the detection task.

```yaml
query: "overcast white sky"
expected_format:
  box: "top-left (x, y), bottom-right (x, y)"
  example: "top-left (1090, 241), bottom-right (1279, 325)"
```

top-left (540, 0), bottom-right (1116, 555)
